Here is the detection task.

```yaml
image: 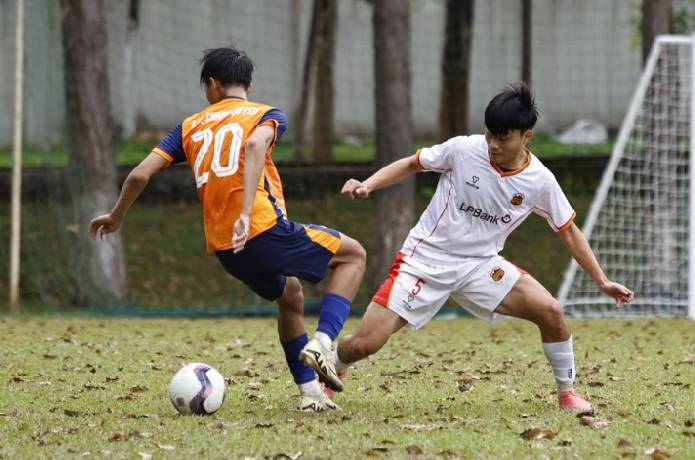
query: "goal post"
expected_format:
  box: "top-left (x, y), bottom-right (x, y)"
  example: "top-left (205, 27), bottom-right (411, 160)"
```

top-left (558, 35), bottom-right (695, 319)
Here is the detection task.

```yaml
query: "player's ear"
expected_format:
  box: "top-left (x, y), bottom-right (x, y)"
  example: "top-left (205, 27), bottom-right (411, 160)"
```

top-left (247, 82), bottom-right (254, 96)
top-left (523, 129), bottom-right (533, 145)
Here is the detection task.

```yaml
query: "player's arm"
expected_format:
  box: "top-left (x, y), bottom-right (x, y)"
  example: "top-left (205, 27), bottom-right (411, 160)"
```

top-left (88, 152), bottom-right (168, 239)
top-left (231, 124), bottom-right (276, 252)
top-left (341, 153), bottom-right (421, 199)
top-left (557, 222), bottom-right (635, 307)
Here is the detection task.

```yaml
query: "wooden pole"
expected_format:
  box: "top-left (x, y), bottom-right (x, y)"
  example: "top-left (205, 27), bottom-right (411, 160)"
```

top-left (9, 0), bottom-right (25, 313)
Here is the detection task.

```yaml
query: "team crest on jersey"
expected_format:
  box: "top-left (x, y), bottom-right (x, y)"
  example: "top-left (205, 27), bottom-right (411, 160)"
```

top-left (490, 267), bottom-right (505, 282)
top-left (511, 193), bottom-right (525, 206)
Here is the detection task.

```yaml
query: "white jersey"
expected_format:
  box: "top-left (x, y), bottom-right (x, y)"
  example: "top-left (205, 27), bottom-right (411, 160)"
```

top-left (401, 134), bottom-right (575, 264)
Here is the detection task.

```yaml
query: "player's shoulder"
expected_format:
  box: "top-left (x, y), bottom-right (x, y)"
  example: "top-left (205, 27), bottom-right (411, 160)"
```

top-left (446, 133), bottom-right (486, 148)
top-left (527, 153), bottom-right (561, 186)
top-left (440, 134), bottom-right (487, 158)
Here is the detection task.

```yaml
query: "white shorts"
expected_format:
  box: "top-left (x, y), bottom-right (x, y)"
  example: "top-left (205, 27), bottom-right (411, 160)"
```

top-left (372, 252), bottom-right (524, 329)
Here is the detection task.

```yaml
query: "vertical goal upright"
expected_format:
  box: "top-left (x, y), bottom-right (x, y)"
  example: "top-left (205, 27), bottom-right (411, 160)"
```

top-left (558, 35), bottom-right (695, 319)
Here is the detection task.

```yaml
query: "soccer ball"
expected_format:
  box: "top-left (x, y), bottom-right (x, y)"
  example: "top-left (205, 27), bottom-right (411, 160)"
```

top-left (169, 362), bottom-right (227, 415)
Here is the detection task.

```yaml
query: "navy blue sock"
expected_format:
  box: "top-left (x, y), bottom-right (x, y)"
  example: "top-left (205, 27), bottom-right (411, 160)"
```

top-left (281, 333), bottom-right (315, 384)
top-left (317, 293), bottom-right (352, 341)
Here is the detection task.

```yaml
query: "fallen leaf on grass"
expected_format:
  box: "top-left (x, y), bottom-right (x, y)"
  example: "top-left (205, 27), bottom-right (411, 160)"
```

top-left (83, 382), bottom-right (105, 390)
top-left (579, 416), bottom-right (611, 429)
top-left (406, 445), bottom-right (424, 455)
top-left (402, 423), bottom-right (440, 432)
top-left (644, 448), bottom-right (669, 459)
top-left (64, 409), bottom-right (81, 417)
top-left (129, 385), bottom-right (147, 393)
top-left (235, 368), bottom-right (256, 377)
top-left (617, 410), bottom-right (630, 417)
top-left (270, 452), bottom-right (302, 460)
top-left (520, 426), bottom-right (556, 440)
top-left (254, 422), bottom-right (274, 428)
top-left (108, 432), bottom-right (128, 442)
top-left (457, 378), bottom-right (474, 392)
top-left (366, 447), bottom-right (388, 457)
top-left (43, 353), bottom-right (58, 359)
top-left (617, 438), bottom-right (631, 449)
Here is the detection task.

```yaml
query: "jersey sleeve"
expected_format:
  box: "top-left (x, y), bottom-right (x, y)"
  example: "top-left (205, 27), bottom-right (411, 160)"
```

top-left (153, 123), bottom-right (186, 166)
top-left (258, 108), bottom-right (288, 144)
top-left (533, 173), bottom-right (576, 232)
top-left (416, 136), bottom-right (465, 172)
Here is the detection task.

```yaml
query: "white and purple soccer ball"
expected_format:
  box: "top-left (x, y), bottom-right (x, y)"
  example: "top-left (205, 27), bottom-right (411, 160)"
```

top-left (169, 363), bottom-right (227, 415)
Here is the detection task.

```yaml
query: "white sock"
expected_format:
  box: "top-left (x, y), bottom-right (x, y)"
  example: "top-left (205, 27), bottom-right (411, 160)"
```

top-left (542, 336), bottom-right (575, 393)
top-left (334, 348), bottom-right (350, 373)
top-left (315, 331), bottom-right (333, 350)
top-left (298, 379), bottom-right (322, 398)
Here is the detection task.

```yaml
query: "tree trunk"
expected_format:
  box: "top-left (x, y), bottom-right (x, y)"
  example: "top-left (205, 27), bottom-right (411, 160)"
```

top-left (438, 0), bottom-right (474, 140)
top-left (292, 0), bottom-right (321, 162)
top-left (521, 0), bottom-right (532, 86)
top-left (373, 0), bottom-right (414, 284)
top-left (642, 0), bottom-right (672, 64)
top-left (312, 0), bottom-right (337, 164)
top-left (61, 0), bottom-right (128, 307)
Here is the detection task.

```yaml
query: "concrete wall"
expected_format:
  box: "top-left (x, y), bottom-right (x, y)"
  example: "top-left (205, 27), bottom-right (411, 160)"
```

top-left (0, 0), bottom-right (667, 147)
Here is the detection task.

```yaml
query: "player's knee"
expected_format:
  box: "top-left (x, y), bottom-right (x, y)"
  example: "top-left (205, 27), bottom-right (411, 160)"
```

top-left (349, 334), bottom-right (385, 359)
top-left (543, 299), bottom-right (565, 325)
top-left (352, 242), bottom-right (367, 270)
top-left (278, 278), bottom-right (304, 313)
top-left (342, 237), bottom-right (366, 264)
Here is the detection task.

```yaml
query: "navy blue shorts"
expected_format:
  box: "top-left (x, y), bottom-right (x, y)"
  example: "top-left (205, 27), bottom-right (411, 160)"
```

top-left (215, 219), bottom-right (342, 301)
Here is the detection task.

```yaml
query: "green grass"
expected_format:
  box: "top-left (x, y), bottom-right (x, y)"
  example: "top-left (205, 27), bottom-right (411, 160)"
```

top-left (0, 317), bottom-right (692, 459)
top-left (0, 133), bottom-right (612, 168)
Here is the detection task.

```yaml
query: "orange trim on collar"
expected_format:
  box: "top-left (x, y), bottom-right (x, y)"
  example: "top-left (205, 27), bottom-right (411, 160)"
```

top-left (489, 149), bottom-right (532, 177)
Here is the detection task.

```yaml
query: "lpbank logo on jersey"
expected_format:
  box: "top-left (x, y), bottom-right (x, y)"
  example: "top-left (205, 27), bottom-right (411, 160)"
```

top-left (458, 201), bottom-right (511, 225)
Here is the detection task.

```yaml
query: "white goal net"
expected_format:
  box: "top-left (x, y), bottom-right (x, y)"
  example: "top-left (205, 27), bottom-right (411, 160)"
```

top-left (558, 35), bottom-right (695, 319)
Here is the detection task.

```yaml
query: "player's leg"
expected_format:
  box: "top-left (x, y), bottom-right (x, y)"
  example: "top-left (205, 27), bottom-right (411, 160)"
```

top-left (336, 302), bottom-right (407, 365)
top-left (319, 252), bottom-right (450, 399)
top-left (276, 278), bottom-right (339, 411)
top-left (296, 229), bottom-right (366, 392)
top-left (216, 249), bottom-right (337, 411)
top-left (495, 274), bottom-right (591, 411)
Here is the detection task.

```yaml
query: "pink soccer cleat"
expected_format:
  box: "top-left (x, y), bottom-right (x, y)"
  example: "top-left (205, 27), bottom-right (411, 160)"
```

top-left (320, 371), bottom-right (347, 400)
top-left (558, 390), bottom-right (593, 411)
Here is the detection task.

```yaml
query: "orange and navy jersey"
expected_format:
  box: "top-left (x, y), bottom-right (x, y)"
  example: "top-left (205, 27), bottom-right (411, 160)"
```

top-left (153, 97), bottom-right (288, 252)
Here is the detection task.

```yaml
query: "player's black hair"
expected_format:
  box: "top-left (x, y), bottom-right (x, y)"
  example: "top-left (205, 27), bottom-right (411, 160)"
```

top-left (199, 47), bottom-right (254, 90)
top-left (484, 83), bottom-right (538, 135)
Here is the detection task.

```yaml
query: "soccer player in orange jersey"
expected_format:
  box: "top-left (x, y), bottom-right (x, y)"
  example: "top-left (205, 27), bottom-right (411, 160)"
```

top-left (88, 47), bottom-right (363, 412)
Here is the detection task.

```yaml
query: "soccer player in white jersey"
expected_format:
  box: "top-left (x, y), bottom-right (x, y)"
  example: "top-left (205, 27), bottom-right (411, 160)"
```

top-left (332, 83), bottom-right (634, 411)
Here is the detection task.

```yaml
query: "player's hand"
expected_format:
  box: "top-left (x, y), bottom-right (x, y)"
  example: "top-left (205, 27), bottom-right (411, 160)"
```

top-left (341, 178), bottom-right (370, 199)
top-left (88, 213), bottom-right (122, 240)
top-left (598, 280), bottom-right (634, 309)
top-left (232, 213), bottom-right (250, 253)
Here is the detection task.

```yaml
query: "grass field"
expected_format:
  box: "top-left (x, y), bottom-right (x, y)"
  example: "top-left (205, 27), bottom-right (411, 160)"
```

top-left (0, 317), bottom-right (693, 459)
